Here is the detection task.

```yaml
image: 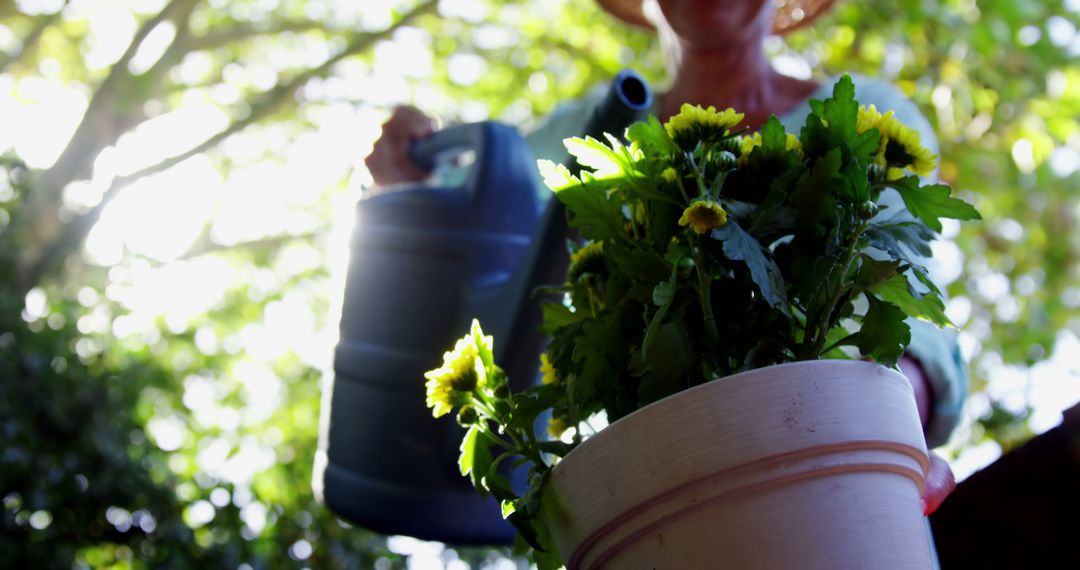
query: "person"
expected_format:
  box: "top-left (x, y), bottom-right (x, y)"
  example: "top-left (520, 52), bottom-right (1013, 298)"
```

top-left (365, 0), bottom-right (962, 519)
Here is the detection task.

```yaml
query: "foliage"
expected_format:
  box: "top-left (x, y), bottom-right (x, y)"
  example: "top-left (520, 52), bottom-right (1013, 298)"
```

top-left (1, 1), bottom-right (651, 567)
top-left (789, 0), bottom-right (1080, 451)
top-left (426, 77), bottom-right (979, 563)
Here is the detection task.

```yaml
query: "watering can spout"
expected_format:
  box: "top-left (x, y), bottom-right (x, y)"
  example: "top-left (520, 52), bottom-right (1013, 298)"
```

top-left (315, 70), bottom-right (652, 546)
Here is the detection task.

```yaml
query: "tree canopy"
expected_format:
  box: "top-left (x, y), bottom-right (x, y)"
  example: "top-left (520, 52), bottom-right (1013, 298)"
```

top-left (1, 0), bottom-right (1077, 567)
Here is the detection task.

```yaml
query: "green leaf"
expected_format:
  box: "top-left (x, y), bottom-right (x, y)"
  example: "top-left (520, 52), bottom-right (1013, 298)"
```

top-left (458, 425), bottom-right (493, 494)
top-left (820, 323), bottom-right (858, 358)
top-left (888, 177), bottom-right (982, 232)
top-left (849, 128), bottom-right (881, 166)
top-left (748, 205), bottom-right (796, 242)
top-left (871, 273), bottom-right (952, 327)
top-left (533, 548), bottom-right (563, 570)
top-left (538, 440), bottom-right (575, 457)
top-left (507, 384), bottom-right (563, 434)
top-left (626, 115), bottom-right (678, 155)
top-left (572, 313), bottom-right (626, 405)
top-left (501, 499), bottom-right (517, 518)
top-left (540, 301), bottom-right (579, 334)
top-left (564, 136), bottom-right (626, 178)
top-left (553, 179), bottom-right (625, 242)
top-left (652, 277), bottom-right (675, 306)
top-left (608, 247), bottom-right (668, 285)
top-left (837, 161), bottom-right (871, 204)
top-left (865, 220), bottom-right (934, 260)
top-left (857, 295), bottom-right (911, 367)
top-left (485, 475), bottom-right (514, 505)
top-left (537, 159), bottom-right (580, 192)
top-left (642, 263), bottom-right (680, 357)
top-left (718, 198), bottom-right (756, 221)
top-left (855, 255), bottom-right (901, 288)
top-left (531, 521), bottom-right (562, 570)
top-left (508, 510), bottom-right (544, 551)
top-left (822, 74), bottom-right (858, 141)
top-left (711, 221), bottom-right (790, 315)
top-left (790, 148), bottom-right (841, 230)
top-left (638, 321), bottom-right (696, 405)
top-left (760, 115), bottom-right (788, 154)
top-left (908, 264), bottom-right (943, 297)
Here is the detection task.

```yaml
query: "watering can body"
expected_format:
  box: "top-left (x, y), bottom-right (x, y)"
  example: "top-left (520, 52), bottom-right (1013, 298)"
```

top-left (315, 69), bottom-right (653, 546)
top-left (315, 121), bottom-right (540, 545)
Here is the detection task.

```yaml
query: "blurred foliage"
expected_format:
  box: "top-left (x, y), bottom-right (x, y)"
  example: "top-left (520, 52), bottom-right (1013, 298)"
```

top-left (791, 0), bottom-right (1080, 451)
top-left (0, 0), bottom-right (1077, 567)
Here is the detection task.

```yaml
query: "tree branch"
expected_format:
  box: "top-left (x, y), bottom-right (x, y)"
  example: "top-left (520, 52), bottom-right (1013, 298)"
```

top-left (183, 19), bottom-right (333, 52)
top-left (16, 0), bottom-right (439, 296)
top-left (172, 230), bottom-right (323, 263)
top-left (35, 0), bottom-right (196, 192)
top-left (105, 0), bottom-right (437, 195)
top-left (15, 0), bottom-right (199, 293)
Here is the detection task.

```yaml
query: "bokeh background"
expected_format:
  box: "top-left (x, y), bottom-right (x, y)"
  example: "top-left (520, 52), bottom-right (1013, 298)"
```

top-left (1, 0), bottom-right (1078, 567)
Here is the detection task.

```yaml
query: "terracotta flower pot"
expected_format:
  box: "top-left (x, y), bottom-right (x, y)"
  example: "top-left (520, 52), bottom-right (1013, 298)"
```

top-left (541, 360), bottom-right (933, 569)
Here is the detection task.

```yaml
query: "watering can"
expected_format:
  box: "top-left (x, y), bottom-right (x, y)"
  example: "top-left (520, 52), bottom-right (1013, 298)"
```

top-left (315, 69), bottom-right (653, 545)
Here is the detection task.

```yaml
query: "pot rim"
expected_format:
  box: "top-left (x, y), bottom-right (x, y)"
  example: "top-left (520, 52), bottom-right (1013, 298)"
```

top-left (555, 359), bottom-right (906, 467)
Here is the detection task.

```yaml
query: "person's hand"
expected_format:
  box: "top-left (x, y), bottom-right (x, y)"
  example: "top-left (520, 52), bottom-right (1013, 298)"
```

top-left (365, 105), bottom-right (436, 190)
top-left (898, 355), bottom-right (956, 516)
top-left (922, 450), bottom-right (956, 515)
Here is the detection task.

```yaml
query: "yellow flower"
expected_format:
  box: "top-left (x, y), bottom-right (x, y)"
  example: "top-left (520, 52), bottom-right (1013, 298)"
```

top-left (679, 199), bottom-right (728, 235)
top-left (856, 104), bottom-right (891, 135)
top-left (423, 320), bottom-right (490, 418)
top-left (785, 133), bottom-right (802, 154)
top-left (539, 353), bottom-right (559, 385)
top-left (664, 104), bottom-right (744, 148)
top-left (661, 167), bottom-right (678, 183)
top-left (738, 132), bottom-right (802, 164)
top-left (567, 241), bottom-right (605, 283)
top-left (740, 132), bottom-right (762, 160)
top-left (879, 119), bottom-right (937, 178)
top-left (547, 416), bottom-right (570, 438)
top-left (857, 105), bottom-right (937, 178)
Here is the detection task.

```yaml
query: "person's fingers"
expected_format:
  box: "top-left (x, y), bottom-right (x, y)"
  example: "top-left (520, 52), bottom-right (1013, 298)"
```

top-left (921, 450), bottom-right (956, 516)
top-left (365, 105), bottom-right (436, 188)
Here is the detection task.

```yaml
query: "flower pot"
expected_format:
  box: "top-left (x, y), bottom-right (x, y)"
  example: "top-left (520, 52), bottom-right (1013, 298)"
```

top-left (541, 360), bottom-right (933, 569)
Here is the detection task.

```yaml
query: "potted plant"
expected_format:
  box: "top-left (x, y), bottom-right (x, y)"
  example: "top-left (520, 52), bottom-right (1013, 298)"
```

top-left (422, 75), bottom-right (979, 569)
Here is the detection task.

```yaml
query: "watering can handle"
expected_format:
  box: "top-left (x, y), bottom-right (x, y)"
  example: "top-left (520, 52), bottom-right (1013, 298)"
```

top-left (408, 123), bottom-right (483, 175)
top-left (404, 121), bottom-right (538, 231)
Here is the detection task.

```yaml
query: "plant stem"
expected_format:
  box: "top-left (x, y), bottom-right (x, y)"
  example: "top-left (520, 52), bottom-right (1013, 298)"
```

top-left (821, 332), bottom-right (859, 355)
top-left (686, 151), bottom-right (710, 199)
top-left (472, 398), bottom-right (501, 423)
top-left (693, 239), bottom-right (721, 346)
top-left (800, 221), bottom-right (867, 358)
top-left (509, 429), bottom-right (547, 469)
top-left (480, 428), bottom-right (521, 454)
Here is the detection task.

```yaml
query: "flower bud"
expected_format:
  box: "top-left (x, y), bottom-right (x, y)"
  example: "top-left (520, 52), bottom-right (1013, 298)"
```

top-left (857, 200), bottom-right (880, 220)
top-left (714, 150), bottom-right (738, 169)
top-left (456, 406), bottom-right (479, 427)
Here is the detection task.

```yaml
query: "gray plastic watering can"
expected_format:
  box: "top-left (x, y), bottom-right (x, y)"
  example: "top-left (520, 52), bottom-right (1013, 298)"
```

top-left (315, 69), bottom-right (653, 545)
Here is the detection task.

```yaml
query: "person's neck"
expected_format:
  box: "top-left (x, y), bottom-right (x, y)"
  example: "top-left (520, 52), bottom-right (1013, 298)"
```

top-left (660, 40), bottom-right (804, 129)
